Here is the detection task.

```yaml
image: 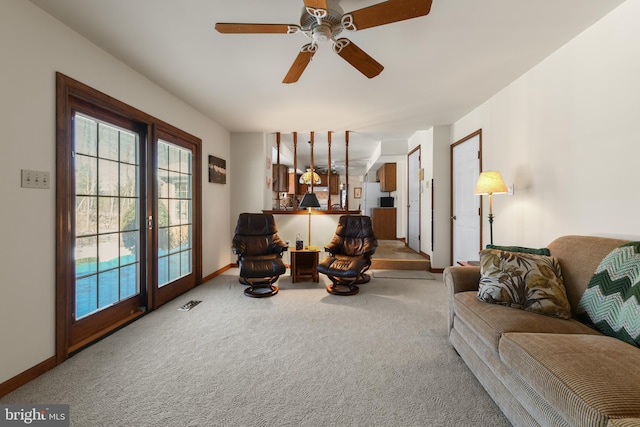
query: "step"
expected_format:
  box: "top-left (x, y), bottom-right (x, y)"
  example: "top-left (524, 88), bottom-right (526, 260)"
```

top-left (370, 258), bottom-right (430, 271)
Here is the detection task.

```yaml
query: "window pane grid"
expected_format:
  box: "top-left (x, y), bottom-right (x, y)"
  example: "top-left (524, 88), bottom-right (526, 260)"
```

top-left (74, 113), bottom-right (140, 320)
top-left (157, 139), bottom-right (192, 288)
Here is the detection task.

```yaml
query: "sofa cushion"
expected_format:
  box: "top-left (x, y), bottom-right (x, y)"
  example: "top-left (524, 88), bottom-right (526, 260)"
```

top-left (608, 419), bottom-right (640, 427)
top-left (577, 242), bottom-right (640, 347)
top-left (478, 249), bottom-right (572, 319)
top-left (453, 292), bottom-right (600, 354)
top-left (500, 333), bottom-right (640, 426)
top-left (486, 244), bottom-right (550, 256)
top-left (547, 235), bottom-right (629, 316)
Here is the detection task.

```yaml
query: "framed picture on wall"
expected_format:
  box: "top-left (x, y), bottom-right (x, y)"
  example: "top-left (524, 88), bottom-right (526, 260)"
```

top-left (354, 187), bottom-right (362, 199)
top-left (208, 155), bottom-right (226, 184)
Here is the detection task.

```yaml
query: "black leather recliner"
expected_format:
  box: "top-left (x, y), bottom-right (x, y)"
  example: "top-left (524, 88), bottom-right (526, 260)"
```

top-left (232, 213), bottom-right (288, 298)
top-left (317, 215), bottom-right (378, 295)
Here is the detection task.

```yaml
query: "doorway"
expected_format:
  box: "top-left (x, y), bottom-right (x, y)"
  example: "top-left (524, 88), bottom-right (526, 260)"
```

top-left (450, 130), bottom-right (482, 265)
top-left (407, 147), bottom-right (421, 253)
top-left (55, 74), bottom-right (201, 360)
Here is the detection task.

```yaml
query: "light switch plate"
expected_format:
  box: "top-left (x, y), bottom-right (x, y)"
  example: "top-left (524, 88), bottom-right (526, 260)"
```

top-left (21, 169), bottom-right (50, 189)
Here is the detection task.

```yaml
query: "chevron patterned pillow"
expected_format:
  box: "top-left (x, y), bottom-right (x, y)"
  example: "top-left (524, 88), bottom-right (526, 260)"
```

top-left (577, 242), bottom-right (640, 347)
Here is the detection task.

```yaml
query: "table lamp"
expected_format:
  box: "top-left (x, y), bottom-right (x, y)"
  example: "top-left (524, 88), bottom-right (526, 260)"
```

top-left (299, 192), bottom-right (320, 249)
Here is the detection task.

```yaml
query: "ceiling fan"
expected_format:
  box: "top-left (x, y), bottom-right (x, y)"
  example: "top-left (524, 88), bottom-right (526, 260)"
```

top-left (215, 0), bottom-right (433, 84)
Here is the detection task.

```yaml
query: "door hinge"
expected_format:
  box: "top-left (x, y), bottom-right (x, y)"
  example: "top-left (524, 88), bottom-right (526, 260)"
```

top-left (148, 216), bottom-right (153, 230)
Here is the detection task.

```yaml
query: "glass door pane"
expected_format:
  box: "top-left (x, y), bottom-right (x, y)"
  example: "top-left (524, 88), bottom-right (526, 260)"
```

top-left (74, 113), bottom-right (140, 320)
top-left (157, 139), bottom-right (192, 287)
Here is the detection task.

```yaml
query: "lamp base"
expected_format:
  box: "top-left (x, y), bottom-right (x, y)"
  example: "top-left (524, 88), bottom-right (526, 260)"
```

top-left (488, 213), bottom-right (495, 246)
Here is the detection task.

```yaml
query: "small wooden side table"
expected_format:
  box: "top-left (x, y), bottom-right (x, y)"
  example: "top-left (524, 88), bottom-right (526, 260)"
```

top-left (290, 249), bottom-right (320, 283)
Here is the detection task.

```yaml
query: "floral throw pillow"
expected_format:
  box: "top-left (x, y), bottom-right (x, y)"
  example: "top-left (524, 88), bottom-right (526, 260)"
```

top-left (478, 249), bottom-right (572, 319)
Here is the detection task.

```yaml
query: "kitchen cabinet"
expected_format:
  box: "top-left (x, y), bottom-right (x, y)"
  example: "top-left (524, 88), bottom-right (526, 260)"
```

top-left (376, 163), bottom-right (397, 192)
top-left (372, 207), bottom-right (396, 240)
top-left (327, 173), bottom-right (339, 195)
top-left (288, 173), bottom-right (302, 195)
top-left (272, 164), bottom-right (289, 192)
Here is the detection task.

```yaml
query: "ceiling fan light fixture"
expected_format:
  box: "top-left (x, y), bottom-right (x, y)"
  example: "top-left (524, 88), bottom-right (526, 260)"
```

top-left (312, 23), bottom-right (333, 43)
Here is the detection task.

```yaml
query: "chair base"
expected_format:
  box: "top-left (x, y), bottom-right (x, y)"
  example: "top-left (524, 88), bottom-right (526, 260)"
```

top-left (239, 277), bottom-right (279, 298)
top-left (326, 283), bottom-right (359, 296)
top-left (324, 273), bottom-right (371, 296)
top-left (244, 285), bottom-right (279, 298)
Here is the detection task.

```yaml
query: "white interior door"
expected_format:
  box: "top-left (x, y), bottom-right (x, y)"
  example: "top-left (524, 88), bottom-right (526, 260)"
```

top-left (407, 148), bottom-right (420, 252)
top-left (452, 132), bottom-right (481, 264)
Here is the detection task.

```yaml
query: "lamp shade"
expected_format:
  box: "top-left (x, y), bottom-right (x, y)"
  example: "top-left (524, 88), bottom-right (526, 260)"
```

top-left (299, 192), bottom-right (321, 209)
top-left (474, 171), bottom-right (508, 195)
top-left (299, 169), bottom-right (322, 185)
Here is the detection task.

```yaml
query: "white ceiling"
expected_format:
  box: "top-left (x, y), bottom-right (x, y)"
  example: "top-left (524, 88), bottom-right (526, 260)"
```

top-left (29, 0), bottom-right (625, 174)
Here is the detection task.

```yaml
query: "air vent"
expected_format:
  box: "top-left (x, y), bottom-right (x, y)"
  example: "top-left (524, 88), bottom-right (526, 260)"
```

top-left (178, 300), bottom-right (202, 311)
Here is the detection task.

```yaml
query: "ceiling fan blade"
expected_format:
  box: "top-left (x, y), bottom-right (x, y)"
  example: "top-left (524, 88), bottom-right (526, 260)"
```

top-left (333, 39), bottom-right (383, 79)
top-left (283, 44), bottom-right (318, 84)
top-left (215, 23), bottom-right (297, 34)
top-left (345, 0), bottom-right (432, 31)
top-left (303, 0), bottom-right (328, 11)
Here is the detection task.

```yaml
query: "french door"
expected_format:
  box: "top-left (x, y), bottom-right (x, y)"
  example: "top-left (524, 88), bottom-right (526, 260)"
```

top-left (153, 132), bottom-right (198, 307)
top-left (71, 111), bottom-right (147, 348)
top-left (56, 74), bottom-right (201, 359)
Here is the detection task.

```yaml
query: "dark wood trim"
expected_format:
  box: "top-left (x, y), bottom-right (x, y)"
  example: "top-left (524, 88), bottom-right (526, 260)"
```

top-left (327, 131), bottom-right (332, 209)
top-left (0, 357), bottom-right (57, 398)
top-left (202, 264), bottom-right (233, 284)
top-left (345, 131), bottom-right (350, 211)
top-left (55, 73), bottom-right (72, 365)
top-left (263, 210), bottom-right (362, 215)
top-left (69, 309), bottom-right (146, 354)
top-left (70, 298), bottom-right (143, 346)
top-left (449, 129), bottom-right (483, 266)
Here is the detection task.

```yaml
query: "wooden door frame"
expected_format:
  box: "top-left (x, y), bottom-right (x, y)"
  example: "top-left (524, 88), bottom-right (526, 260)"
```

top-left (407, 145), bottom-right (421, 252)
top-left (55, 73), bottom-right (202, 362)
top-left (449, 129), bottom-right (483, 266)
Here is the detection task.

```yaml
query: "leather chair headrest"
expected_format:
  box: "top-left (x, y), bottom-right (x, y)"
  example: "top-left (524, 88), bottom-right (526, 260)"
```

top-left (335, 215), bottom-right (374, 239)
top-left (235, 213), bottom-right (278, 236)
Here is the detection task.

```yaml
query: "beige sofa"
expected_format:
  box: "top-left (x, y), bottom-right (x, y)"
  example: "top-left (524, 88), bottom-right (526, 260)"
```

top-left (444, 235), bottom-right (640, 427)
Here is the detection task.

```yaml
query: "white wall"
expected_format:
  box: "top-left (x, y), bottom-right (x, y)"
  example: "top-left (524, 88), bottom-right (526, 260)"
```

top-left (408, 130), bottom-right (433, 256)
top-left (451, 0), bottom-right (640, 246)
top-left (230, 132), bottom-right (271, 219)
top-left (273, 214), bottom-right (341, 254)
top-left (432, 126), bottom-right (452, 268)
top-left (0, 0), bottom-right (231, 384)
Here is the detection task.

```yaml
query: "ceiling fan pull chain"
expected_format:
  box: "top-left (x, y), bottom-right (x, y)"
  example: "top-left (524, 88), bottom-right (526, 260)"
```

top-left (341, 14), bottom-right (356, 32)
top-left (332, 38), bottom-right (350, 54)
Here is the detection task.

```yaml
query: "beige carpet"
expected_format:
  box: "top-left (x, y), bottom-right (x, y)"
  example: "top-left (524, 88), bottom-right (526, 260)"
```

top-left (1, 272), bottom-right (510, 427)
top-left (371, 270), bottom-right (435, 280)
